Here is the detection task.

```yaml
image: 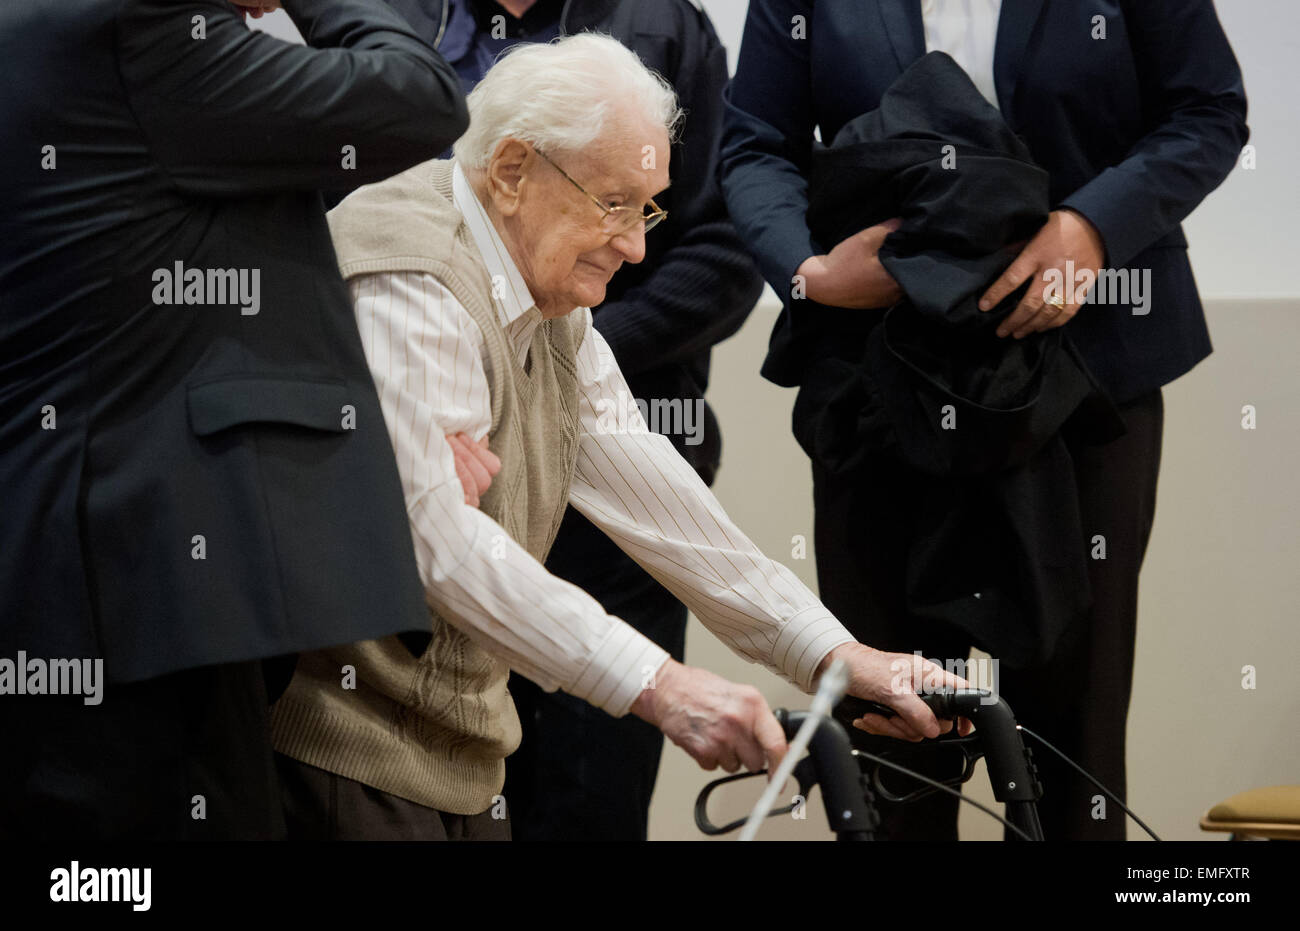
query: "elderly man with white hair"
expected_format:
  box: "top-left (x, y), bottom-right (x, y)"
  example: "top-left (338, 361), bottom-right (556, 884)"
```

top-left (268, 33), bottom-right (967, 841)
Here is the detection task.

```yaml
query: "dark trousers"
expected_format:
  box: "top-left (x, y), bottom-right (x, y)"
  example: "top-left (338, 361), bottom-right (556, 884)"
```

top-left (0, 659), bottom-right (289, 840)
top-left (503, 506), bottom-right (689, 841)
top-left (813, 391), bottom-right (1163, 840)
top-left (275, 754), bottom-right (510, 841)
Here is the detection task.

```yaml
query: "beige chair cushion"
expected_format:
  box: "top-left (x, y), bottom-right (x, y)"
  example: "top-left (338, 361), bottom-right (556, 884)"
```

top-left (1200, 785), bottom-right (1300, 839)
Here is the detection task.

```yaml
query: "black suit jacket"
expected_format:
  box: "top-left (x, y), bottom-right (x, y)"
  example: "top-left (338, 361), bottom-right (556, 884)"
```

top-left (721, 0), bottom-right (1249, 403)
top-left (0, 0), bottom-right (469, 683)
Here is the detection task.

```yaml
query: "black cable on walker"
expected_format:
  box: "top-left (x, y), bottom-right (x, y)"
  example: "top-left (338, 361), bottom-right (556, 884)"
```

top-left (1016, 725), bottom-right (1161, 841)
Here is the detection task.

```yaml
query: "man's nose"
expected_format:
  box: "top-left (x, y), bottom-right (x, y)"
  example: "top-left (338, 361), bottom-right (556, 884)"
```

top-left (609, 223), bottom-right (647, 264)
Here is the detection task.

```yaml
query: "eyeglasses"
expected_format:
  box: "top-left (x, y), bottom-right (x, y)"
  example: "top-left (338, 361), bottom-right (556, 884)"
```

top-left (534, 148), bottom-right (667, 236)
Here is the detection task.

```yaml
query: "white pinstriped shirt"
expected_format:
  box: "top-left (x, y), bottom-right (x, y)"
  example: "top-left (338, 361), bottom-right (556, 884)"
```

top-left (347, 163), bottom-right (855, 718)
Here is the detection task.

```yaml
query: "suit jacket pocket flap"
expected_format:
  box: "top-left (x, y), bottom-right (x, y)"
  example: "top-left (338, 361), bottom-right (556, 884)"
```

top-left (188, 377), bottom-right (350, 436)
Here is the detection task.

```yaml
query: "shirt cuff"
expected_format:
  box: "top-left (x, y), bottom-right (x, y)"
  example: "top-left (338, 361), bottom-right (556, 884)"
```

top-left (772, 606), bottom-right (858, 692)
top-left (566, 622), bottom-right (671, 718)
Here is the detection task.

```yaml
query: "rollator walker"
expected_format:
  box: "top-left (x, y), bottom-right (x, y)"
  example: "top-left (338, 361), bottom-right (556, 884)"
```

top-left (695, 686), bottom-right (1048, 841)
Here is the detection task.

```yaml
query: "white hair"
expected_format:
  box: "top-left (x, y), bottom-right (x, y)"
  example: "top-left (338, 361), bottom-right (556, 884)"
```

top-left (452, 33), bottom-right (682, 170)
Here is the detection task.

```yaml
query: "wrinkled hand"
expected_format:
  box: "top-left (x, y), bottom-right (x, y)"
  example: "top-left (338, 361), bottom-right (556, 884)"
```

top-left (796, 218), bottom-right (904, 309)
top-left (630, 660), bottom-right (788, 774)
top-left (979, 209), bottom-right (1105, 339)
top-left (447, 433), bottom-right (500, 508)
top-left (818, 643), bottom-right (974, 741)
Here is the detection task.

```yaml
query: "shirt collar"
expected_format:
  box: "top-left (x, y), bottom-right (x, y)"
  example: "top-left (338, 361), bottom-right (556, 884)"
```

top-left (452, 160), bottom-right (538, 331)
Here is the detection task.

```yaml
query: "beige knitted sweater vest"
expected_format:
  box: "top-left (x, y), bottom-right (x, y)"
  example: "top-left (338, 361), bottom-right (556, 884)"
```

top-left (270, 159), bottom-right (586, 815)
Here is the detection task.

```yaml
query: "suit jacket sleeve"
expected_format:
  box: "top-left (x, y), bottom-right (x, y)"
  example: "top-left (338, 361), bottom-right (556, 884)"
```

top-left (718, 0), bottom-right (819, 300)
top-left (1059, 0), bottom-right (1249, 267)
top-left (592, 7), bottom-right (764, 376)
top-left (115, 0), bottom-right (469, 196)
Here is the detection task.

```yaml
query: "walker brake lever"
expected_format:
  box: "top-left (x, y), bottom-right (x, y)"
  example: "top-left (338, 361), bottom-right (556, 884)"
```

top-left (839, 690), bottom-right (988, 803)
top-left (845, 689), bottom-right (1042, 807)
top-left (693, 756), bottom-right (819, 836)
top-left (854, 738), bottom-right (986, 803)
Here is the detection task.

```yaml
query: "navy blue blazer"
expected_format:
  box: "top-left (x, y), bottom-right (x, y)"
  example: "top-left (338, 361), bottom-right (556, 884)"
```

top-left (721, 0), bottom-right (1249, 403)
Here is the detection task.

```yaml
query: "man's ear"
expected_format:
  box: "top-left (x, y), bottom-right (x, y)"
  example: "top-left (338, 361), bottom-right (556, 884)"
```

top-left (485, 139), bottom-right (530, 217)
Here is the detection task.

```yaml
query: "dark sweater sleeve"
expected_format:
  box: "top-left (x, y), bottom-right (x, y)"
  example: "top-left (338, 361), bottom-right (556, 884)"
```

top-left (718, 0), bottom-right (819, 300)
top-left (593, 4), bottom-right (764, 375)
top-left (116, 0), bottom-right (468, 196)
top-left (1059, 0), bottom-right (1248, 267)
